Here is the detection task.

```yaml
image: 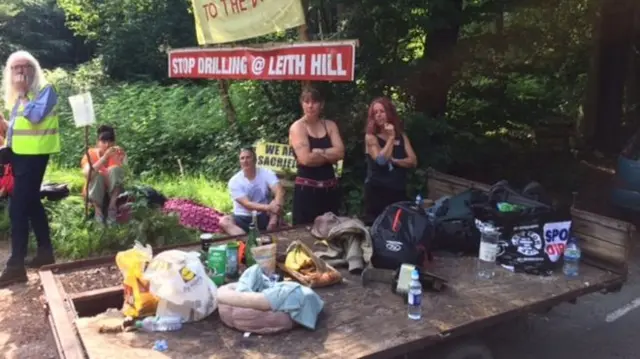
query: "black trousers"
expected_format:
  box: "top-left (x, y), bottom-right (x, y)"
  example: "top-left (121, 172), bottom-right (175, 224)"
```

top-left (292, 184), bottom-right (341, 225)
top-left (363, 182), bottom-right (408, 226)
top-left (8, 153), bottom-right (51, 266)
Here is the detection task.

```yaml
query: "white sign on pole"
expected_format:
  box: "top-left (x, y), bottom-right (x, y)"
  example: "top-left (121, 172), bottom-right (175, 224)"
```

top-left (68, 92), bottom-right (96, 128)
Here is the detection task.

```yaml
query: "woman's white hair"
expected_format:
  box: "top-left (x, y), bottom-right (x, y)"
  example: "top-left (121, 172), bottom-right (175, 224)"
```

top-left (2, 50), bottom-right (46, 110)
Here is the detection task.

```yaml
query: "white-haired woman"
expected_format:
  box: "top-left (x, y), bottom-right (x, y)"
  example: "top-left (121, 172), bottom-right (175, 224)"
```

top-left (0, 50), bottom-right (60, 288)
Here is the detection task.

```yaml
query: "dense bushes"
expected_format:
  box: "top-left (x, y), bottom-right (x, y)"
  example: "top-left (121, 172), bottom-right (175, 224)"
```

top-left (48, 61), bottom-right (274, 179)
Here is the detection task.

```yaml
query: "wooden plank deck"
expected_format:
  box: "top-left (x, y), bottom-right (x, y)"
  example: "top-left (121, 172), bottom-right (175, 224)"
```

top-left (73, 228), bottom-right (621, 359)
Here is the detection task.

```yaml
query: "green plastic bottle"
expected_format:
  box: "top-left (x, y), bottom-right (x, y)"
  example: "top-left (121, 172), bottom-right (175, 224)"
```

top-left (245, 210), bottom-right (260, 267)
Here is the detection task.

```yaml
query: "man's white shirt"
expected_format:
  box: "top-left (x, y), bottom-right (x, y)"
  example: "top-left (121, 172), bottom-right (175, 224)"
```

top-left (228, 167), bottom-right (279, 216)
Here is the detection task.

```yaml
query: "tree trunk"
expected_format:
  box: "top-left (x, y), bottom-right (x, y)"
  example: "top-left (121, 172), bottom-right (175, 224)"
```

top-left (587, 0), bottom-right (637, 153)
top-left (579, 0), bottom-right (602, 150)
top-left (624, 5), bottom-right (640, 131)
top-left (218, 80), bottom-right (237, 125)
top-left (412, 0), bottom-right (463, 119)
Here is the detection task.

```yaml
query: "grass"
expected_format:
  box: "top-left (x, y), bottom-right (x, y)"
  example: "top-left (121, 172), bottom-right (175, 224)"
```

top-left (44, 164), bottom-right (233, 213)
top-left (0, 164), bottom-right (235, 260)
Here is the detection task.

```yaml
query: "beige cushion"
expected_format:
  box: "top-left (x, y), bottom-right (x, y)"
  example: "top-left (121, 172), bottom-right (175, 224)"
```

top-left (218, 303), bottom-right (294, 334)
top-left (216, 283), bottom-right (294, 334)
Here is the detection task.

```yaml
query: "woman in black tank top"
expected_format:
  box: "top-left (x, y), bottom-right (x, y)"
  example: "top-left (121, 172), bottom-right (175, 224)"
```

top-left (289, 88), bottom-right (345, 225)
top-left (363, 97), bottom-right (417, 225)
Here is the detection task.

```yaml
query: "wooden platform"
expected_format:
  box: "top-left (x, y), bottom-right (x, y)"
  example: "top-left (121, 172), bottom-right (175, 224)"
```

top-left (73, 228), bottom-right (622, 359)
top-left (43, 169), bottom-right (634, 359)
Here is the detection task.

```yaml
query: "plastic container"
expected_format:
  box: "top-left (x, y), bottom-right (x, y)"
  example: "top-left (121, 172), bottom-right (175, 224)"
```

top-left (563, 236), bottom-right (581, 278)
top-left (407, 269), bottom-right (422, 320)
top-left (477, 229), bottom-right (499, 279)
top-left (135, 315), bottom-right (182, 332)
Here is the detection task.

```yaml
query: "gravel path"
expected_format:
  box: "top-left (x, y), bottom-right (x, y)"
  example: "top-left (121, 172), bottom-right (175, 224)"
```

top-left (0, 241), bottom-right (57, 359)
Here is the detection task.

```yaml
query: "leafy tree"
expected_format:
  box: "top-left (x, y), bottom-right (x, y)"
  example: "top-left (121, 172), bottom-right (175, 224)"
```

top-left (0, 0), bottom-right (90, 68)
top-left (58, 0), bottom-right (197, 81)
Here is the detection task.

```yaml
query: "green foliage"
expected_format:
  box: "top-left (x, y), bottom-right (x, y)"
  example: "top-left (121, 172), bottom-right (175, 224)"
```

top-left (42, 195), bottom-right (198, 259)
top-left (0, 0), bottom-right (90, 68)
top-left (58, 0), bottom-right (196, 80)
top-left (47, 65), bottom-right (293, 180)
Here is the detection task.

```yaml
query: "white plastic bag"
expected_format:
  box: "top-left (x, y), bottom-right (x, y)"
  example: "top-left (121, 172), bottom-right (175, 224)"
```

top-left (143, 250), bottom-right (218, 323)
top-left (68, 92), bottom-right (96, 128)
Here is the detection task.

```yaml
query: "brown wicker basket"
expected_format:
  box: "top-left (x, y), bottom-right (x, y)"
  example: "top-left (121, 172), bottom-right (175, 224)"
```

top-left (277, 240), bottom-right (342, 288)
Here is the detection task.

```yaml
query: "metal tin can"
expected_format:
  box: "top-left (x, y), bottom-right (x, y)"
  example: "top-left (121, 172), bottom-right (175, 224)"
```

top-left (200, 233), bottom-right (214, 253)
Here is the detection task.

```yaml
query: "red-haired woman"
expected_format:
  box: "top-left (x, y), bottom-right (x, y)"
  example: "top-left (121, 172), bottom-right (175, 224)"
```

top-left (363, 97), bottom-right (417, 225)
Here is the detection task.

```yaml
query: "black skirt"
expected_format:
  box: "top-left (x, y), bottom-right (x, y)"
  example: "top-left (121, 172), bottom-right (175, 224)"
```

top-left (292, 184), bottom-right (341, 225)
top-left (363, 182), bottom-right (408, 226)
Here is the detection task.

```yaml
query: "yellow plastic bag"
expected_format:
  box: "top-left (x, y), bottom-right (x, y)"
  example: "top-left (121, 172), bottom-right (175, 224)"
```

top-left (115, 242), bottom-right (158, 318)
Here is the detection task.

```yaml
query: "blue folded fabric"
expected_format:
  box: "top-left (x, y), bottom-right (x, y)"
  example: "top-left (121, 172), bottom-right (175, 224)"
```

top-left (236, 265), bottom-right (325, 330)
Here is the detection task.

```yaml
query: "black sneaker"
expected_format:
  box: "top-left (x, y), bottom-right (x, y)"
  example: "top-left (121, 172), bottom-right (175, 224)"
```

top-left (27, 253), bottom-right (56, 269)
top-left (0, 265), bottom-right (28, 288)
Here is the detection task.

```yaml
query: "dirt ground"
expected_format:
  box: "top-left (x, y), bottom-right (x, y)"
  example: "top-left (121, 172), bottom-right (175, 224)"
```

top-left (0, 241), bottom-right (57, 359)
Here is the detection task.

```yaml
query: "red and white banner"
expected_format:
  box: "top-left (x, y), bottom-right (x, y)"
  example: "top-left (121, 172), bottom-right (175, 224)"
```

top-left (168, 40), bottom-right (356, 82)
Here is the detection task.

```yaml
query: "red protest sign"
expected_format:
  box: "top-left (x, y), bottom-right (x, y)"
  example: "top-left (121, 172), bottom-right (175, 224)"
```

top-left (168, 40), bottom-right (356, 82)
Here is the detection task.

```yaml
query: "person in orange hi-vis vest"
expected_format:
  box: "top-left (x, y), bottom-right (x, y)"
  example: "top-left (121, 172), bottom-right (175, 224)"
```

top-left (80, 125), bottom-right (127, 224)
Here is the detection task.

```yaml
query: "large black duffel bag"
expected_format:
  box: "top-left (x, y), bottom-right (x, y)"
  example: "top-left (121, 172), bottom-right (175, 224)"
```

top-left (472, 181), bottom-right (572, 276)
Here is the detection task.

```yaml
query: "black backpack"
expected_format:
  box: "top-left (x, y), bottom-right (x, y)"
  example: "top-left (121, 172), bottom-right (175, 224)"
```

top-left (40, 183), bottom-right (71, 202)
top-left (428, 189), bottom-right (484, 255)
top-left (370, 201), bottom-right (434, 270)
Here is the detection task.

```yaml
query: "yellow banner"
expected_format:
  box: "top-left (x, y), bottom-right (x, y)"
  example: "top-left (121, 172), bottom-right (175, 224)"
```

top-left (191, 0), bottom-right (306, 45)
top-left (254, 141), bottom-right (343, 177)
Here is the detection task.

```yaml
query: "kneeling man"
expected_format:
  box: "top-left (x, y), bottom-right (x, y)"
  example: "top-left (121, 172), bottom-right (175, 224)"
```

top-left (220, 147), bottom-right (285, 235)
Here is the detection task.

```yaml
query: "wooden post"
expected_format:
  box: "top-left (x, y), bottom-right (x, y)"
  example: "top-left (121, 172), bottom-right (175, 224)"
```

top-left (217, 79), bottom-right (237, 124)
top-left (298, 8), bottom-right (311, 89)
top-left (206, 44), bottom-right (238, 124)
top-left (83, 126), bottom-right (92, 219)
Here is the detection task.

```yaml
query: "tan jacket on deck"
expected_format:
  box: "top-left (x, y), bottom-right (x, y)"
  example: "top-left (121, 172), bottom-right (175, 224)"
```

top-left (310, 212), bottom-right (373, 274)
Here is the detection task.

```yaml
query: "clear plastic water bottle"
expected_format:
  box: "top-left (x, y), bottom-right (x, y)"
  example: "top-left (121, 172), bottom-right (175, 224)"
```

top-left (477, 229), bottom-right (499, 279)
top-left (415, 194), bottom-right (423, 209)
top-left (563, 236), bottom-right (581, 278)
top-left (135, 316), bottom-right (183, 332)
top-left (407, 269), bottom-right (422, 320)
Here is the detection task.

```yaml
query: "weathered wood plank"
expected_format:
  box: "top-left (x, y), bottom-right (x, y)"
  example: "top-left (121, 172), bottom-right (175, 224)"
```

top-left (426, 170), bottom-right (490, 201)
top-left (40, 270), bottom-right (86, 359)
top-left (577, 232), bottom-right (627, 265)
top-left (43, 225), bottom-right (307, 275)
top-left (571, 207), bottom-right (635, 234)
top-left (69, 286), bottom-right (122, 302)
top-left (572, 216), bottom-right (629, 247)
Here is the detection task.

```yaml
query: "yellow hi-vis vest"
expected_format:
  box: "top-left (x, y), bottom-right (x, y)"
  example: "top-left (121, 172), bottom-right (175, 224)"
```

top-left (8, 84), bottom-right (61, 155)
